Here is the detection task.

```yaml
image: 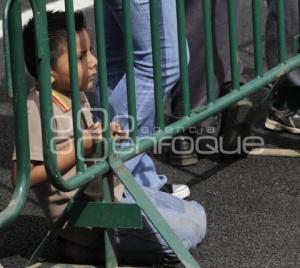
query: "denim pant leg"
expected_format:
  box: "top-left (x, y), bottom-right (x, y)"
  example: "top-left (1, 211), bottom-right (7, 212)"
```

top-left (105, 0), bottom-right (180, 136)
top-left (97, 0), bottom-right (180, 189)
top-left (127, 153), bottom-right (167, 188)
top-left (115, 186), bottom-right (207, 265)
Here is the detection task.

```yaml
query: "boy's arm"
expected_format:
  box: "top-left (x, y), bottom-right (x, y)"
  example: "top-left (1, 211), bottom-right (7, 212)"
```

top-left (12, 124), bottom-right (101, 188)
top-left (11, 143), bottom-right (76, 187)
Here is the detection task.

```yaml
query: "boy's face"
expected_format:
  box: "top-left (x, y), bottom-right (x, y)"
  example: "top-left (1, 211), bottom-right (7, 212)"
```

top-left (51, 29), bottom-right (97, 93)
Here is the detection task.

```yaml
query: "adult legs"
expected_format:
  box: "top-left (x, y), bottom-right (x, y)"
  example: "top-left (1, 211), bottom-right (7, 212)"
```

top-left (265, 0), bottom-right (298, 69)
top-left (171, 0), bottom-right (243, 121)
top-left (95, 1), bottom-right (182, 189)
top-left (169, 0), bottom-right (250, 163)
top-left (104, 0), bottom-right (180, 136)
top-left (265, 0), bottom-right (300, 133)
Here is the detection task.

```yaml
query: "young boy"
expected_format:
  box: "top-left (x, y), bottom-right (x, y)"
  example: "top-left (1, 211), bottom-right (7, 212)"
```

top-left (12, 11), bottom-right (206, 265)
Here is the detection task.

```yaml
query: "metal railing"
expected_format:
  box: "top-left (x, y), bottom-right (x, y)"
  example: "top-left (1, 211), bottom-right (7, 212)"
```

top-left (1, 0), bottom-right (300, 267)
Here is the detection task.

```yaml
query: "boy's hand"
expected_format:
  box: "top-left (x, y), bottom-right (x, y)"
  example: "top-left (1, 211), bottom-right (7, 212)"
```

top-left (89, 122), bottom-right (103, 144)
top-left (83, 122), bottom-right (102, 155)
top-left (110, 121), bottom-right (129, 141)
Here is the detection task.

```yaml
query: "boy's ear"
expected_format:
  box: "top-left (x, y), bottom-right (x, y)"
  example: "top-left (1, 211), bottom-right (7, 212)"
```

top-left (50, 71), bottom-right (55, 84)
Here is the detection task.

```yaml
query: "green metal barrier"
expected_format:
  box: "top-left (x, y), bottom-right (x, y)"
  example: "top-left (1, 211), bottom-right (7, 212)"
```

top-left (1, 0), bottom-right (300, 267)
top-left (1, 0), bottom-right (31, 229)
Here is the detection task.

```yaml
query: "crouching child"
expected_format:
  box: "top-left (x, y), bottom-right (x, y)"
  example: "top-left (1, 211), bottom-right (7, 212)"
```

top-left (11, 11), bottom-right (206, 266)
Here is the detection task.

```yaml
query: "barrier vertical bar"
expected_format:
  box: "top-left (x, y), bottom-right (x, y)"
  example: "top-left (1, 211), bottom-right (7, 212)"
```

top-left (103, 173), bottom-right (118, 267)
top-left (94, 3), bottom-right (118, 265)
top-left (298, 0), bottom-right (300, 53)
top-left (32, 0), bottom-right (60, 182)
top-left (176, 0), bottom-right (191, 116)
top-left (94, 0), bottom-right (111, 141)
top-left (0, 0), bottom-right (30, 228)
top-left (202, 0), bottom-right (216, 103)
top-left (150, 0), bottom-right (164, 129)
top-left (64, 0), bottom-right (85, 172)
top-left (123, 0), bottom-right (137, 141)
top-left (228, 0), bottom-right (240, 90)
top-left (252, 0), bottom-right (263, 77)
top-left (3, 0), bottom-right (13, 97)
top-left (298, 0), bottom-right (300, 40)
top-left (276, 0), bottom-right (287, 63)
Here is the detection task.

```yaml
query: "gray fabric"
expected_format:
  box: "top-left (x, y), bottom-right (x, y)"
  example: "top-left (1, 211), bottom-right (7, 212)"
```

top-left (265, 0), bottom-right (300, 109)
top-left (171, 0), bottom-right (244, 127)
top-left (265, 0), bottom-right (299, 68)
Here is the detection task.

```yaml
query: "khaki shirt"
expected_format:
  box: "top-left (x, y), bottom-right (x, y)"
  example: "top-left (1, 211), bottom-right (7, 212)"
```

top-left (13, 89), bottom-right (124, 246)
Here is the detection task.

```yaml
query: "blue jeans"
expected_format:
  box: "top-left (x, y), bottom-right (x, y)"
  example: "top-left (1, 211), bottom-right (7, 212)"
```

top-left (95, 0), bottom-right (181, 189)
top-left (116, 186), bottom-right (207, 264)
top-left (79, 186), bottom-right (206, 265)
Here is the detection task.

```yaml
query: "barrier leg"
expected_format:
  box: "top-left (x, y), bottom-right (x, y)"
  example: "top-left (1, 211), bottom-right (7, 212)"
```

top-left (109, 156), bottom-right (201, 268)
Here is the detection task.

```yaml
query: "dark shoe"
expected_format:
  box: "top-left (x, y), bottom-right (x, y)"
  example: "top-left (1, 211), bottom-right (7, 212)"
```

top-left (168, 134), bottom-right (198, 166)
top-left (194, 125), bottom-right (220, 155)
top-left (265, 106), bottom-right (300, 134)
top-left (160, 183), bottom-right (191, 199)
top-left (219, 98), bottom-right (254, 157)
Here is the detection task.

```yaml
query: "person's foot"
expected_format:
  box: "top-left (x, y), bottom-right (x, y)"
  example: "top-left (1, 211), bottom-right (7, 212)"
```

top-left (168, 124), bottom-right (220, 165)
top-left (160, 183), bottom-right (191, 199)
top-left (219, 98), bottom-right (254, 158)
top-left (196, 125), bottom-right (220, 154)
top-left (265, 106), bottom-right (300, 134)
top-left (168, 133), bottom-right (199, 167)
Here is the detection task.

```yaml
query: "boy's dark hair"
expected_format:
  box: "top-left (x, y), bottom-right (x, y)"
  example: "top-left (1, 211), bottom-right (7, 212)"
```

top-left (23, 10), bottom-right (86, 79)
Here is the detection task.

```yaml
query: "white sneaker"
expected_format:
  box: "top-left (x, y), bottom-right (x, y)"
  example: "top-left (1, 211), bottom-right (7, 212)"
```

top-left (160, 183), bottom-right (191, 199)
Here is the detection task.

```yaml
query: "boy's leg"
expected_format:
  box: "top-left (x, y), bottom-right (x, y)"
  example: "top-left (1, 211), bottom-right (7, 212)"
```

top-left (60, 188), bottom-right (206, 265)
top-left (115, 187), bottom-right (206, 265)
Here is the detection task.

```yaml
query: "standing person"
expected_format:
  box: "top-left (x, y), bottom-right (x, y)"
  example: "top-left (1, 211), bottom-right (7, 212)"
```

top-left (264, 0), bottom-right (300, 133)
top-left (95, 0), bottom-right (190, 197)
top-left (169, 0), bottom-right (253, 166)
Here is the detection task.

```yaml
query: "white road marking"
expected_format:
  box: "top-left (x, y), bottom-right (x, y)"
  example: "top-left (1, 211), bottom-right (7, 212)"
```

top-left (0, 0), bottom-right (94, 39)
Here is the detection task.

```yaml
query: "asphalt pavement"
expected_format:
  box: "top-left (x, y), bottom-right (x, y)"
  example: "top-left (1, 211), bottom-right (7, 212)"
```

top-left (0, 0), bottom-right (300, 267)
